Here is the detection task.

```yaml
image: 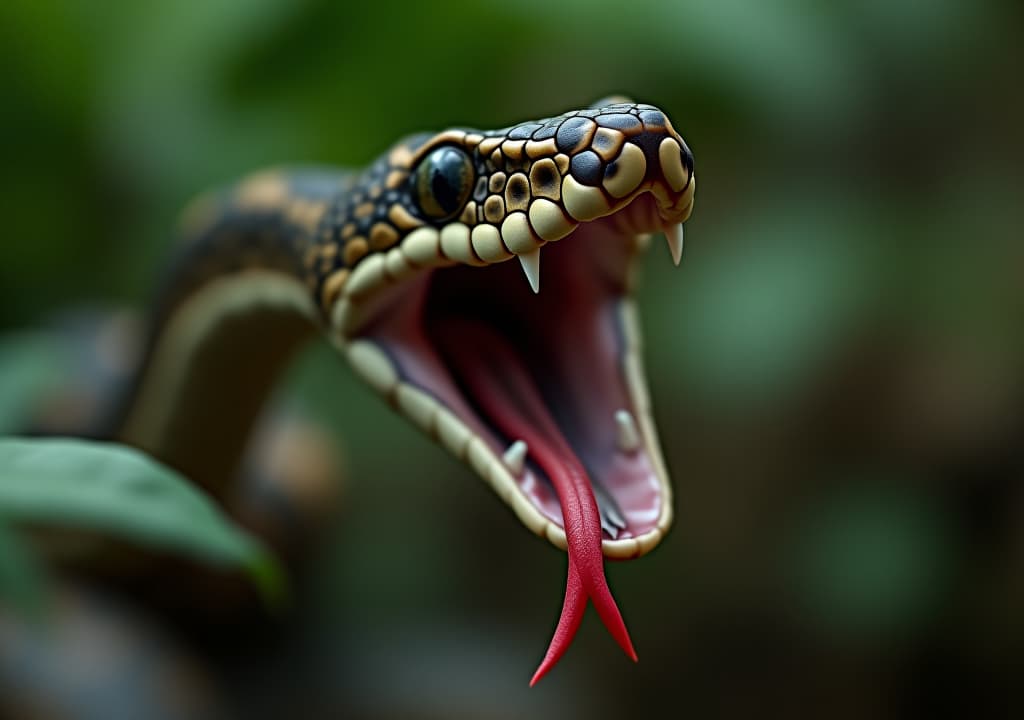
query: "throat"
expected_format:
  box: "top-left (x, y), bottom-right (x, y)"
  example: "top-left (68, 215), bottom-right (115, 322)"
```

top-left (434, 316), bottom-right (637, 683)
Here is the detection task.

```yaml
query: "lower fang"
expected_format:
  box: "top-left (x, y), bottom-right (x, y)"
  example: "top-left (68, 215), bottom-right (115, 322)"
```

top-left (664, 223), bottom-right (683, 266)
top-left (502, 440), bottom-right (527, 476)
top-left (594, 483), bottom-right (628, 538)
top-left (614, 409), bottom-right (640, 453)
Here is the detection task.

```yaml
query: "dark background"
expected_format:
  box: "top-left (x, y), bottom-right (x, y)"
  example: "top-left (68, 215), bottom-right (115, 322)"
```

top-left (1, 0), bottom-right (1022, 717)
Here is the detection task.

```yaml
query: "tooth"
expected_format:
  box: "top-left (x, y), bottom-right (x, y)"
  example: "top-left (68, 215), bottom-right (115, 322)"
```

top-left (593, 483), bottom-right (628, 538)
top-left (664, 223), bottom-right (683, 266)
top-left (502, 440), bottom-right (527, 476)
top-left (518, 248), bottom-right (541, 293)
top-left (615, 409), bottom-right (640, 453)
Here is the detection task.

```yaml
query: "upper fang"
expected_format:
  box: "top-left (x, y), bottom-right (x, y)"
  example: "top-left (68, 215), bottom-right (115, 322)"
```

top-left (664, 223), bottom-right (683, 266)
top-left (518, 249), bottom-right (541, 293)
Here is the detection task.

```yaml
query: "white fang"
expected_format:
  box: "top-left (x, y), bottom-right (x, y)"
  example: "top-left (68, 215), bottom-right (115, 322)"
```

top-left (518, 249), bottom-right (541, 293)
top-left (502, 440), bottom-right (528, 476)
top-left (665, 223), bottom-right (684, 266)
top-left (615, 409), bottom-right (640, 453)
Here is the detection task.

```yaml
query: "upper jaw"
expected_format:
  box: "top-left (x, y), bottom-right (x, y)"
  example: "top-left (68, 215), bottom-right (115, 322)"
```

top-left (327, 173), bottom-right (695, 341)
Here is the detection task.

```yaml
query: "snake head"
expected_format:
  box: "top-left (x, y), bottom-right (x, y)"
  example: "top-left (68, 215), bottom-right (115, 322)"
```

top-left (316, 97), bottom-right (696, 682)
top-left (323, 98), bottom-right (695, 562)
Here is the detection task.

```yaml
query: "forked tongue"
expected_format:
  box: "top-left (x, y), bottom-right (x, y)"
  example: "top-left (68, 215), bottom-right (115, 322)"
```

top-left (436, 317), bottom-right (638, 686)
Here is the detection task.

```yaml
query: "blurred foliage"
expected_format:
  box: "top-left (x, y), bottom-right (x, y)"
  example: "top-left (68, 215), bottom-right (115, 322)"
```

top-left (0, 438), bottom-right (282, 605)
top-left (789, 478), bottom-right (954, 639)
top-left (0, 0), bottom-right (1022, 717)
top-left (0, 333), bottom-right (65, 434)
top-left (0, 519), bottom-right (49, 620)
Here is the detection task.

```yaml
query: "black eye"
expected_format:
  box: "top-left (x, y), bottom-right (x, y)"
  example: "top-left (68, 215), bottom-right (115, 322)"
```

top-left (413, 146), bottom-right (474, 220)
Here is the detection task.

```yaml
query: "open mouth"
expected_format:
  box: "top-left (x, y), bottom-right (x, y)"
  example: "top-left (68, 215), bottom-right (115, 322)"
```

top-left (337, 188), bottom-right (692, 555)
top-left (327, 101), bottom-right (695, 682)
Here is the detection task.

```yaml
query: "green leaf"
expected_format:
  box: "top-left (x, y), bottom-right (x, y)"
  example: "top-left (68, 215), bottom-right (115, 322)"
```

top-left (0, 437), bottom-right (285, 607)
top-left (0, 518), bottom-right (50, 619)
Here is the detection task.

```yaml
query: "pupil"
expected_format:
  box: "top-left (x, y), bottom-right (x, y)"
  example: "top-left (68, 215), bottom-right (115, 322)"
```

top-left (430, 149), bottom-right (462, 214)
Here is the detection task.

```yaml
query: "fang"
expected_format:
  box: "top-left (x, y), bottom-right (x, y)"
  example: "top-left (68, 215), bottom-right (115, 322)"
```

top-left (502, 440), bottom-right (528, 476)
top-left (664, 223), bottom-right (683, 266)
top-left (615, 409), bottom-right (640, 453)
top-left (518, 249), bottom-right (541, 293)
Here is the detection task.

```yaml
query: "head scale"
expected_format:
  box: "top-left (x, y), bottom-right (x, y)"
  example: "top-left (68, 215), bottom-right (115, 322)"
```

top-left (312, 97), bottom-right (695, 314)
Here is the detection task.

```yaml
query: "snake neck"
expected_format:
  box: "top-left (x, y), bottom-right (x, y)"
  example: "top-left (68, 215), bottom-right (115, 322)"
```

top-left (114, 169), bottom-right (351, 497)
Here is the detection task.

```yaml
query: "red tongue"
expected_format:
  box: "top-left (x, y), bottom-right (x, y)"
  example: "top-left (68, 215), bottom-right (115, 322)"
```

top-left (436, 317), bottom-right (638, 686)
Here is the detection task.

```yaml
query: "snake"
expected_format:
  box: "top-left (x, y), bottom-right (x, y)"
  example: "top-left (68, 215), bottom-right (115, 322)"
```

top-left (112, 95), bottom-right (695, 684)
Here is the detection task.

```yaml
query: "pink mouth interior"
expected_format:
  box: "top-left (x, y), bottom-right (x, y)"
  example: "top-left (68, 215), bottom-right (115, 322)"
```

top-left (366, 219), bottom-right (662, 540)
top-left (360, 203), bottom-right (665, 682)
top-left (434, 313), bottom-right (637, 684)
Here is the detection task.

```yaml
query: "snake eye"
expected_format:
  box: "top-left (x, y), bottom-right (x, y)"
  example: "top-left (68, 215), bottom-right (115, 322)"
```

top-left (413, 146), bottom-right (474, 220)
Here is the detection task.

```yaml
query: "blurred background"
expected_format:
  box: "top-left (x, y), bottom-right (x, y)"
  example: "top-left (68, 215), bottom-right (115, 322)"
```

top-left (1, 0), bottom-right (1022, 717)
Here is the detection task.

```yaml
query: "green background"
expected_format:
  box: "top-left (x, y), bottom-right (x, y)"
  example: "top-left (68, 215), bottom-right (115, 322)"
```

top-left (1, 0), bottom-right (1022, 717)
